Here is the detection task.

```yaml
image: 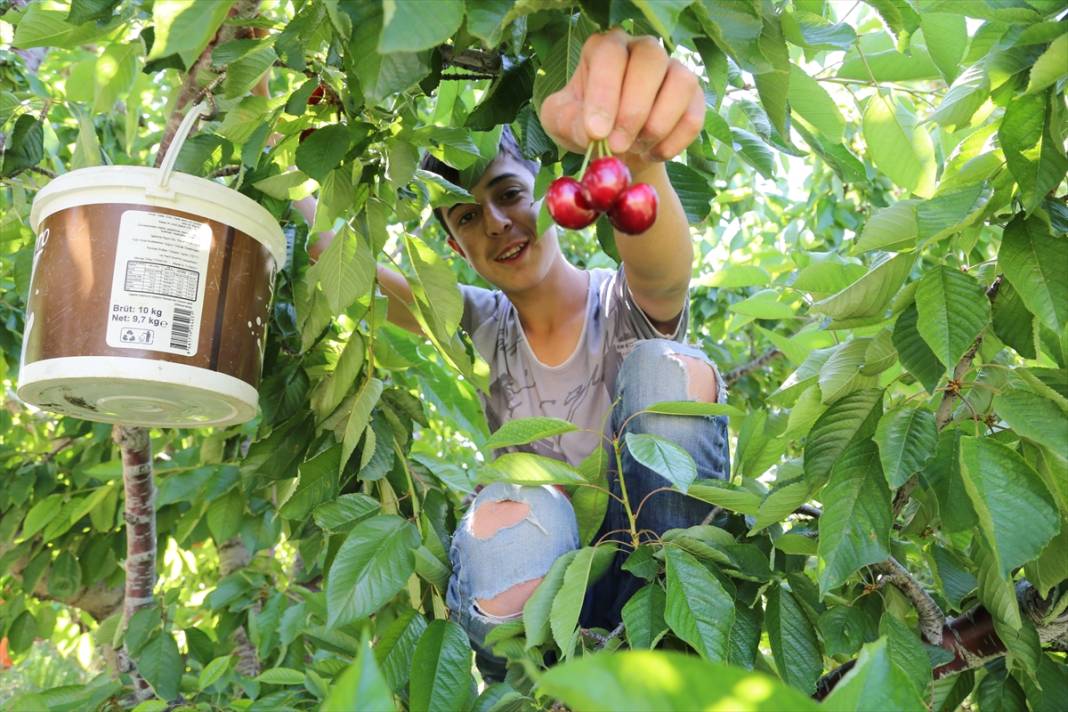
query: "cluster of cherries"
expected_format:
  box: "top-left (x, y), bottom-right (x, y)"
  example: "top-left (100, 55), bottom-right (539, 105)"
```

top-left (546, 142), bottom-right (658, 235)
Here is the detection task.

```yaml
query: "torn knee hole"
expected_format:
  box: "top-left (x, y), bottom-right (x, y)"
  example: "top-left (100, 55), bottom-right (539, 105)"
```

top-left (476, 576), bottom-right (544, 618)
top-left (667, 354), bottom-right (719, 403)
top-left (471, 499), bottom-right (530, 539)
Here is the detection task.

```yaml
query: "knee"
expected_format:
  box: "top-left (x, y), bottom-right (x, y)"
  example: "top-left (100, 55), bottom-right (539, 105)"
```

top-left (452, 484), bottom-right (578, 620)
top-left (618, 340), bottom-right (722, 414)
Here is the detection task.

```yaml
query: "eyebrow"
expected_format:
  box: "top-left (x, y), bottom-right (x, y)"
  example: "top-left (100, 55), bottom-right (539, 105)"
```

top-left (445, 173), bottom-right (519, 220)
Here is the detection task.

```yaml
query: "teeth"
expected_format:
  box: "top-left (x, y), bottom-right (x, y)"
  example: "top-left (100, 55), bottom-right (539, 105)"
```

top-left (497, 242), bottom-right (526, 260)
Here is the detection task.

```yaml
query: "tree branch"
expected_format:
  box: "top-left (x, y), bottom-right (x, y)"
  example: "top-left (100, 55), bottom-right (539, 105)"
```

top-left (438, 46), bottom-right (502, 75)
top-left (725, 348), bottom-right (784, 387)
top-left (154, 0), bottom-right (262, 166)
top-left (218, 537), bottom-right (261, 677)
top-left (114, 424), bottom-right (156, 702)
top-left (871, 558), bottom-right (945, 645)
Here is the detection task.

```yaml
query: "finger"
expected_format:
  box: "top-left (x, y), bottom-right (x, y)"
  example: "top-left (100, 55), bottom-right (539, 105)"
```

top-left (539, 92), bottom-right (587, 155)
top-left (607, 36), bottom-right (670, 155)
top-left (637, 60), bottom-right (700, 156)
top-left (581, 30), bottom-right (629, 140)
top-left (648, 87), bottom-right (707, 161)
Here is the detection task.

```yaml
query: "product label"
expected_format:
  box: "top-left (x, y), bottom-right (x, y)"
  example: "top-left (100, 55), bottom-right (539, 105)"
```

top-left (106, 210), bottom-right (212, 357)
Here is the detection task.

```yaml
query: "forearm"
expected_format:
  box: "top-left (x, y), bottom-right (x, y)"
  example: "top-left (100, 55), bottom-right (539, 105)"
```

top-left (613, 162), bottom-right (693, 304)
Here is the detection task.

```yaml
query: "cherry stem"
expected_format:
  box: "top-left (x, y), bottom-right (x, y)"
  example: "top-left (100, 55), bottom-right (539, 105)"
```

top-left (579, 141), bottom-right (597, 178)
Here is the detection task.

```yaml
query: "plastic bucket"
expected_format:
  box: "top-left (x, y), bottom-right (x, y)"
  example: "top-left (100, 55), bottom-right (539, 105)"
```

top-left (18, 103), bottom-right (285, 427)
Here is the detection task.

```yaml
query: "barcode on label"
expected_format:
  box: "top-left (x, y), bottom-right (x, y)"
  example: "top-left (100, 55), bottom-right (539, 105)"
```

top-left (170, 306), bottom-right (193, 351)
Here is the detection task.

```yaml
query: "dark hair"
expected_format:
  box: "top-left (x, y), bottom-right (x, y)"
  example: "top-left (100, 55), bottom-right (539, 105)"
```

top-left (420, 125), bottom-right (539, 237)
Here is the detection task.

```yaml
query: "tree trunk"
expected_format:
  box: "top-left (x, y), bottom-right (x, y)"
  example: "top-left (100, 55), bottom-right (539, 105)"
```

top-left (218, 537), bottom-right (261, 678)
top-left (113, 425), bottom-right (156, 702)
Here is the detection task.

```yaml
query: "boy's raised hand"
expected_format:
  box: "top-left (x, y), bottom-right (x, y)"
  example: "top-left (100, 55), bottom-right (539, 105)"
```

top-left (540, 29), bottom-right (705, 166)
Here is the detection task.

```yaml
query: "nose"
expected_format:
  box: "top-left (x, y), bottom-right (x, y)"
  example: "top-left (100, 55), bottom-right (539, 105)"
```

top-left (483, 202), bottom-right (512, 237)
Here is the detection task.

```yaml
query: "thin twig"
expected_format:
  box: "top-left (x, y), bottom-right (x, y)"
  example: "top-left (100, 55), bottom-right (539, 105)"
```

top-left (580, 622), bottom-right (625, 649)
top-left (794, 503), bottom-right (822, 518)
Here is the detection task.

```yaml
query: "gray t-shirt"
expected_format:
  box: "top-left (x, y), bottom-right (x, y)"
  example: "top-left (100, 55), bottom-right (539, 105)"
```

top-left (461, 267), bottom-right (688, 466)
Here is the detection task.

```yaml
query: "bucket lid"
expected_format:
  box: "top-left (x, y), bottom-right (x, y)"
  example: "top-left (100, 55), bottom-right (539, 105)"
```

top-left (18, 357), bottom-right (259, 427)
top-left (30, 165), bottom-right (288, 267)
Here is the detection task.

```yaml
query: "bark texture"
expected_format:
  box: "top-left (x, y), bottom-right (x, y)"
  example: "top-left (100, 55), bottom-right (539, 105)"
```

top-left (114, 424), bottom-right (156, 702)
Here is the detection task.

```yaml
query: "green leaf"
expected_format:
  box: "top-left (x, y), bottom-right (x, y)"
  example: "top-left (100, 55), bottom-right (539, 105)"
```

top-left (409, 621), bottom-right (474, 712)
top-left (538, 650), bottom-right (820, 712)
top-left (135, 633), bottom-right (182, 701)
top-left (1026, 33), bottom-right (1067, 94)
top-left (863, 92), bottom-right (936, 197)
top-left (327, 515), bottom-right (421, 626)
top-left (484, 417), bottom-right (579, 451)
top-left (812, 253), bottom-right (913, 321)
top-left (313, 224), bottom-right (376, 316)
top-left (643, 401), bottom-right (744, 418)
top-left (788, 64), bottom-right (844, 142)
top-left (1000, 92), bottom-right (1068, 214)
top-left (404, 234), bottom-right (463, 338)
top-left (631, 0), bottom-right (692, 40)
top-left (326, 633), bottom-right (394, 712)
top-left (793, 253), bottom-right (868, 295)
top-left (93, 42), bottom-right (143, 113)
top-left (147, 0), bottom-right (235, 66)
top-left (197, 655), bottom-right (233, 691)
top-left (994, 390), bottom-right (1068, 458)
top-left (824, 637), bottom-right (926, 711)
top-left (68, 0), bottom-right (121, 25)
top-left (864, 0), bottom-right (920, 46)
top-left (784, 10), bottom-right (856, 51)
top-left (310, 333), bottom-right (365, 421)
top-left (664, 548), bottom-right (735, 662)
top-left (973, 534), bottom-right (1022, 630)
top-left (624, 433), bottom-right (697, 494)
top-left (551, 546), bottom-right (614, 656)
top-left (47, 551), bottom-right (81, 600)
top-left (0, 114), bottom-right (44, 178)
top-left (532, 15), bottom-right (596, 112)
top-left (665, 162), bottom-right (714, 224)
top-left (915, 265), bottom-right (990, 372)
top-left (992, 280), bottom-right (1036, 359)
top-left (375, 609), bottom-right (427, 693)
top-left (874, 407), bottom-right (937, 489)
top-left (839, 47), bottom-right (940, 82)
top-left (998, 215), bottom-right (1068, 333)
top-left (12, 4), bottom-right (117, 49)
top-left (341, 378), bottom-right (385, 475)
top-left (750, 481), bottom-right (813, 534)
top-left (924, 430), bottom-right (977, 534)
top-left (879, 613), bottom-right (932, 694)
top-left (280, 445), bottom-right (341, 520)
top-left (379, 0), bottom-right (463, 53)
top-left (803, 388), bottom-right (883, 486)
top-left (729, 289), bottom-right (796, 319)
top-left (313, 493), bottom-right (381, 532)
top-left (295, 125), bottom-right (351, 182)
top-left (917, 183), bottom-right (993, 244)
top-left (928, 65), bottom-right (989, 130)
top-left (523, 550), bottom-right (579, 648)
top-left (960, 437), bottom-right (1060, 578)
top-left (206, 489), bottom-right (243, 543)
top-left (685, 481), bottom-right (762, 516)
top-left (819, 339), bottom-right (878, 405)
top-left (817, 440), bottom-right (892, 594)
top-left (730, 128), bottom-right (776, 178)
top-left (920, 14), bottom-right (967, 84)
top-left (20, 493), bottom-right (63, 541)
top-left (480, 452), bottom-right (586, 486)
top-left (349, 4), bottom-right (431, 103)
top-left (466, 0), bottom-right (514, 47)
top-left (892, 302), bottom-right (943, 392)
top-left (255, 668), bottom-right (305, 685)
top-left (766, 585), bottom-right (821, 695)
top-left (754, 17), bottom-right (791, 137)
top-left (621, 584), bottom-right (667, 650)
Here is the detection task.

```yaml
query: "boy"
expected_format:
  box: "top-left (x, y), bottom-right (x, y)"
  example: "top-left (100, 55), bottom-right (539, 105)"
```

top-left (304, 30), bottom-right (729, 673)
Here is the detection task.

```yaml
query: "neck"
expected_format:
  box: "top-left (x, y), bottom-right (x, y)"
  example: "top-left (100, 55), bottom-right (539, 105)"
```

top-left (507, 255), bottom-right (588, 336)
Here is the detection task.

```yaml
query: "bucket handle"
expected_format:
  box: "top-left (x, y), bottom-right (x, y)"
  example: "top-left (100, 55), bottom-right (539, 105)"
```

top-left (153, 101), bottom-right (210, 195)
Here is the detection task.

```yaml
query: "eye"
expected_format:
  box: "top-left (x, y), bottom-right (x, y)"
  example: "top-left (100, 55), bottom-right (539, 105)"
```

top-left (500, 187), bottom-right (522, 201)
top-left (456, 207), bottom-right (478, 227)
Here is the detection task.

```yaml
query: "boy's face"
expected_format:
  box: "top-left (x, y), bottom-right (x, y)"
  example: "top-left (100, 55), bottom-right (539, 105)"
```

top-left (442, 153), bottom-right (560, 295)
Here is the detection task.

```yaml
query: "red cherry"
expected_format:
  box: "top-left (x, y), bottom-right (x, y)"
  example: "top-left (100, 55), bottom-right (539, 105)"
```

top-left (308, 85), bottom-right (326, 105)
top-left (581, 156), bottom-right (631, 211)
top-left (547, 177), bottom-right (598, 230)
top-left (608, 183), bottom-right (658, 234)
top-left (299, 128), bottom-right (317, 143)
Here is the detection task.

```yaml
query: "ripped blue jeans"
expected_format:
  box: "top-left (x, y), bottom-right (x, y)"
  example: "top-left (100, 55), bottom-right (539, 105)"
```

top-left (446, 339), bottom-right (731, 676)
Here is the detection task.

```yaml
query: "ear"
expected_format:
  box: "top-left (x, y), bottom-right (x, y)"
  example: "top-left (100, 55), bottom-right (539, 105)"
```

top-left (446, 236), bottom-right (466, 258)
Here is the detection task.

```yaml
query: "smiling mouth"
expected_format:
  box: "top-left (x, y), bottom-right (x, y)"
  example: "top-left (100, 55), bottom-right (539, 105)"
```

top-left (495, 240), bottom-right (530, 262)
